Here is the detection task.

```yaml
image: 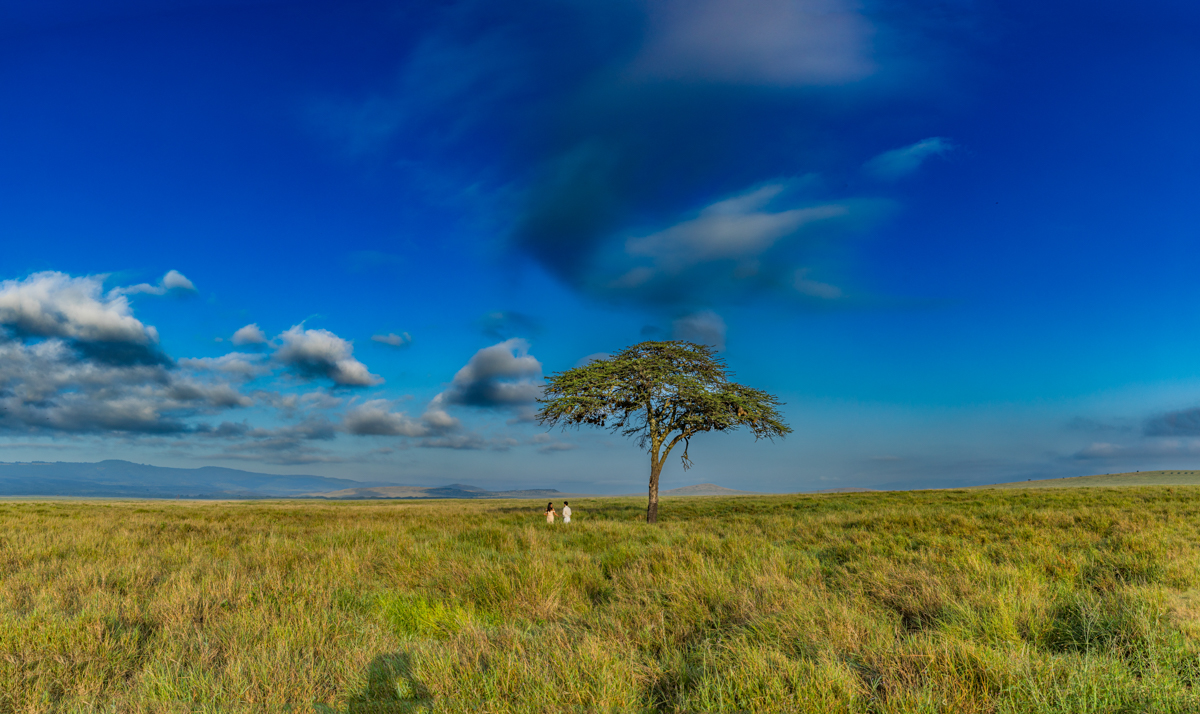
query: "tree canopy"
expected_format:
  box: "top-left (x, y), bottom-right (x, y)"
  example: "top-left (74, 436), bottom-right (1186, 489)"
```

top-left (537, 341), bottom-right (791, 523)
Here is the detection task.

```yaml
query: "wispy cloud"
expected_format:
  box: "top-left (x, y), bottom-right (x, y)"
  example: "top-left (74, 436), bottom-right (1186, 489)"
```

top-left (478, 311), bottom-right (540, 340)
top-left (301, 1), bottom-right (945, 313)
top-left (632, 0), bottom-right (875, 86)
top-left (372, 332), bottom-right (412, 348)
top-left (180, 352), bottom-right (270, 380)
top-left (793, 269), bottom-right (843, 299)
top-left (672, 311), bottom-right (727, 351)
top-left (111, 270), bottom-right (197, 296)
top-left (594, 181), bottom-right (878, 304)
top-left (625, 184), bottom-right (848, 273)
top-left (538, 441), bottom-right (579, 454)
top-left (864, 137), bottom-right (953, 181)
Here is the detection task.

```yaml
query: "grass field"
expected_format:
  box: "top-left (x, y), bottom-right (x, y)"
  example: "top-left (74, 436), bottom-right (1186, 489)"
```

top-left (5, 489), bottom-right (1200, 712)
top-left (980, 470), bottom-right (1200, 489)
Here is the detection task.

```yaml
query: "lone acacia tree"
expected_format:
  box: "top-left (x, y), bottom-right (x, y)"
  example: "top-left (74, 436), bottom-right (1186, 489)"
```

top-left (536, 341), bottom-right (791, 523)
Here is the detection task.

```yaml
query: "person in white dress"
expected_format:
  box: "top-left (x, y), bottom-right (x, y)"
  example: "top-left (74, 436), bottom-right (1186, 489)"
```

top-left (561, 501), bottom-right (571, 524)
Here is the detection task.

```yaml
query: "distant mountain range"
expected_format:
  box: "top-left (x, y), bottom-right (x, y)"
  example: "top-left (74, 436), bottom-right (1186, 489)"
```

top-left (307, 482), bottom-right (763, 500)
top-left (0, 460), bottom-right (764, 500)
top-left (617, 483), bottom-right (761, 497)
top-left (975, 470), bottom-right (1200, 489)
top-left (305, 484), bottom-right (578, 500)
top-left (0, 460), bottom-right (570, 499)
top-left (0, 460), bottom-right (380, 498)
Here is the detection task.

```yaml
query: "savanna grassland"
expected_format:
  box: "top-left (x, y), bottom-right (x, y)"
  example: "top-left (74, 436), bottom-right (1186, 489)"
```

top-left (4, 489), bottom-right (1200, 713)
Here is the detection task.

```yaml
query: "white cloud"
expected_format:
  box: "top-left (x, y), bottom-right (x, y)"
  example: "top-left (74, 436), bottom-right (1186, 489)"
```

top-left (531, 432), bottom-right (578, 453)
top-left (112, 269), bottom-right (198, 296)
top-left (438, 338), bottom-right (543, 407)
top-left (161, 270), bottom-right (196, 291)
top-left (0, 272), bottom-right (265, 437)
top-left (231, 323), bottom-right (268, 345)
top-left (672, 310), bottom-right (727, 351)
top-left (372, 332), bottom-right (412, 347)
top-left (206, 418), bottom-right (341, 465)
top-left (274, 325), bottom-right (382, 387)
top-left (165, 381), bottom-right (254, 409)
top-left (633, 0), bottom-right (875, 86)
top-left (0, 272), bottom-right (159, 346)
top-left (0, 338), bottom-right (249, 435)
top-left (626, 184), bottom-right (848, 273)
top-left (343, 399), bottom-right (433, 437)
top-left (421, 393), bottom-right (462, 431)
top-left (864, 137), bottom-right (953, 180)
top-left (0, 271), bottom-right (489, 461)
top-left (299, 390), bottom-right (344, 411)
top-left (505, 408), bottom-right (538, 425)
top-left (793, 268), bottom-right (843, 299)
top-left (0, 270), bottom-right (550, 461)
top-left (179, 352), bottom-right (270, 379)
top-left (419, 433), bottom-right (489, 450)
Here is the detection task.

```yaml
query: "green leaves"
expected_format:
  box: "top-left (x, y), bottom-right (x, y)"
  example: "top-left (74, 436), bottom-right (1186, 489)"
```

top-left (537, 341), bottom-right (791, 468)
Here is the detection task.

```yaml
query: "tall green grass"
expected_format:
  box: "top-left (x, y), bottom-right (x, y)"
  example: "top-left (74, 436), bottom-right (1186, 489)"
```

top-left (3, 488), bottom-right (1200, 712)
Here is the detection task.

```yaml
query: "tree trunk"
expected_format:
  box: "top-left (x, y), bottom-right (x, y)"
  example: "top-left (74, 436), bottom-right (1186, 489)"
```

top-left (646, 458), bottom-right (662, 524)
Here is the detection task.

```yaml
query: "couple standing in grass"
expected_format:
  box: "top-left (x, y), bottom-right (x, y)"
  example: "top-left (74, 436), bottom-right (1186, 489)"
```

top-left (544, 501), bottom-right (571, 524)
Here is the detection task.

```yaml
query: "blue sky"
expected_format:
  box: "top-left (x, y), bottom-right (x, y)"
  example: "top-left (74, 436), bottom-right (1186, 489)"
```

top-left (2, 0), bottom-right (1199, 492)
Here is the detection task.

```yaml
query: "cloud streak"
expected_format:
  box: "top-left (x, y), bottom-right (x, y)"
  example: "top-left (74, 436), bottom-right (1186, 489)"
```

top-left (112, 270), bottom-right (197, 296)
top-left (672, 311), bottom-right (727, 351)
top-left (371, 332), bottom-right (412, 347)
top-left (305, 1), bottom-right (944, 313)
top-left (625, 184), bottom-right (848, 274)
top-left (864, 137), bottom-right (953, 181)
top-left (632, 0), bottom-right (875, 86)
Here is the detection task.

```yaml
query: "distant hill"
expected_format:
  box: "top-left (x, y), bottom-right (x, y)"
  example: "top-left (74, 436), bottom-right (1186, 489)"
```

top-left (0, 460), bottom-right (380, 498)
top-left (614, 483), bottom-right (761, 497)
top-left (0, 460), bottom-right (594, 500)
top-left (664, 483), bottom-right (759, 496)
top-left (0, 461), bottom-right (775, 500)
top-left (977, 470), bottom-right (1200, 489)
top-left (305, 485), bottom-right (593, 500)
top-left (308, 482), bottom-right (764, 500)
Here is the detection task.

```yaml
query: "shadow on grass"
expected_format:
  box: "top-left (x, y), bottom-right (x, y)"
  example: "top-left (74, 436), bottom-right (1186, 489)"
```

top-left (314, 651), bottom-right (431, 714)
